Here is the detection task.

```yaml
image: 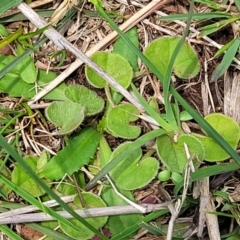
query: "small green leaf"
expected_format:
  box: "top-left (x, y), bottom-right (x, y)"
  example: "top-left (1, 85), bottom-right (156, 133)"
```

top-left (42, 128), bottom-right (100, 180)
top-left (156, 134), bottom-right (205, 172)
top-left (64, 85), bottom-right (104, 116)
top-left (102, 186), bottom-right (142, 237)
top-left (110, 142), bottom-right (159, 190)
top-left (60, 193), bottom-right (107, 240)
top-left (113, 27), bottom-right (139, 72)
top-left (179, 110), bottom-right (193, 121)
top-left (16, 44), bottom-right (37, 83)
top-left (85, 51), bottom-right (133, 90)
top-left (99, 136), bottom-right (112, 168)
top-left (45, 101), bottom-right (85, 135)
top-left (194, 113), bottom-right (240, 161)
top-left (106, 103), bottom-right (141, 139)
top-left (211, 39), bottom-right (240, 82)
top-left (144, 36), bottom-right (200, 79)
top-left (158, 169), bottom-right (171, 182)
top-left (12, 156), bottom-right (47, 197)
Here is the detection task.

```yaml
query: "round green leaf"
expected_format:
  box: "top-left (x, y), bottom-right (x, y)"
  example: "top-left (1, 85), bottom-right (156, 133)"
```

top-left (110, 142), bottom-right (159, 190)
top-left (85, 51), bottom-right (133, 90)
top-left (144, 36), bottom-right (200, 79)
top-left (195, 113), bottom-right (240, 162)
top-left (45, 101), bottom-right (85, 135)
top-left (156, 134), bottom-right (205, 172)
top-left (106, 103), bottom-right (141, 139)
top-left (64, 85), bottom-right (104, 116)
top-left (60, 193), bottom-right (107, 240)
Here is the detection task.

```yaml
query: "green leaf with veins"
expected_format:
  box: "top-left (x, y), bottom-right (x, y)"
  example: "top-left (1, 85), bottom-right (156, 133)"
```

top-left (42, 127), bottom-right (100, 180)
top-left (156, 134), bottom-right (205, 173)
top-left (45, 101), bottom-right (85, 135)
top-left (64, 85), bottom-right (105, 116)
top-left (144, 36), bottom-right (200, 79)
top-left (85, 51), bottom-right (133, 90)
top-left (106, 103), bottom-right (141, 139)
top-left (60, 193), bottom-right (107, 240)
top-left (110, 142), bottom-right (159, 190)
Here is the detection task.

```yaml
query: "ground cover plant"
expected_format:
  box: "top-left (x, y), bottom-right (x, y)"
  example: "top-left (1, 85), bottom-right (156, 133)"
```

top-left (1, 0), bottom-right (240, 239)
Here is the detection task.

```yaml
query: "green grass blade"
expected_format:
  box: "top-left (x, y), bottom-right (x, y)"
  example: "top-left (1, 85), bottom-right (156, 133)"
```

top-left (174, 162), bottom-right (239, 194)
top-left (85, 129), bottom-right (165, 190)
top-left (159, 12), bottom-right (231, 21)
top-left (27, 223), bottom-right (75, 240)
top-left (0, 224), bottom-right (24, 240)
top-left (0, 0), bottom-right (22, 15)
top-left (131, 83), bottom-right (172, 131)
top-left (0, 135), bottom-right (108, 239)
top-left (211, 38), bottom-right (240, 82)
top-left (163, 0), bottom-right (194, 129)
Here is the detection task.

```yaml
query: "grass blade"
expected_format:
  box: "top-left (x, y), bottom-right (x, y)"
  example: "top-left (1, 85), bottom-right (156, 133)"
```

top-left (211, 38), bottom-right (240, 82)
top-left (163, 0), bottom-right (194, 129)
top-left (0, 224), bottom-right (24, 240)
top-left (27, 223), bottom-right (75, 240)
top-left (0, 0), bottom-right (22, 15)
top-left (159, 12), bottom-right (231, 21)
top-left (174, 162), bottom-right (239, 194)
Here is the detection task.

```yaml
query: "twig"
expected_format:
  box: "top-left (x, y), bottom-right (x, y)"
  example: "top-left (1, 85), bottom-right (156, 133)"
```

top-left (0, 203), bottom-right (169, 224)
top-left (24, 0), bottom-right (166, 106)
top-left (0, 195), bottom-right (75, 220)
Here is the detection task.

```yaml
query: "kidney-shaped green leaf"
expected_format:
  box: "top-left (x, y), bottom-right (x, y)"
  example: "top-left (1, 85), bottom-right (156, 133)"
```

top-left (156, 134), bottom-right (205, 172)
top-left (45, 101), bottom-right (85, 135)
top-left (42, 127), bottom-right (100, 180)
top-left (144, 36), bottom-right (200, 79)
top-left (107, 103), bottom-right (141, 139)
top-left (195, 113), bottom-right (240, 161)
top-left (60, 193), bottom-right (107, 240)
top-left (110, 142), bottom-right (159, 190)
top-left (64, 85), bottom-right (104, 116)
top-left (85, 51), bottom-right (133, 90)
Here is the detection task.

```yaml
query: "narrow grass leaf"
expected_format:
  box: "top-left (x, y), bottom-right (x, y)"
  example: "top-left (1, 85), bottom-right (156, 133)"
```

top-left (174, 162), bottom-right (239, 194)
top-left (27, 223), bottom-right (74, 240)
top-left (211, 39), bottom-right (240, 82)
top-left (159, 12), bottom-right (231, 21)
top-left (0, 0), bottom-right (22, 15)
top-left (0, 224), bottom-right (24, 240)
top-left (163, 0), bottom-right (194, 129)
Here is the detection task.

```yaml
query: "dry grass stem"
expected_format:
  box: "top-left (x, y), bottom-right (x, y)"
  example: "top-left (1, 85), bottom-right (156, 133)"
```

top-left (0, 203), bottom-right (169, 224)
top-left (0, 195), bottom-right (75, 220)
